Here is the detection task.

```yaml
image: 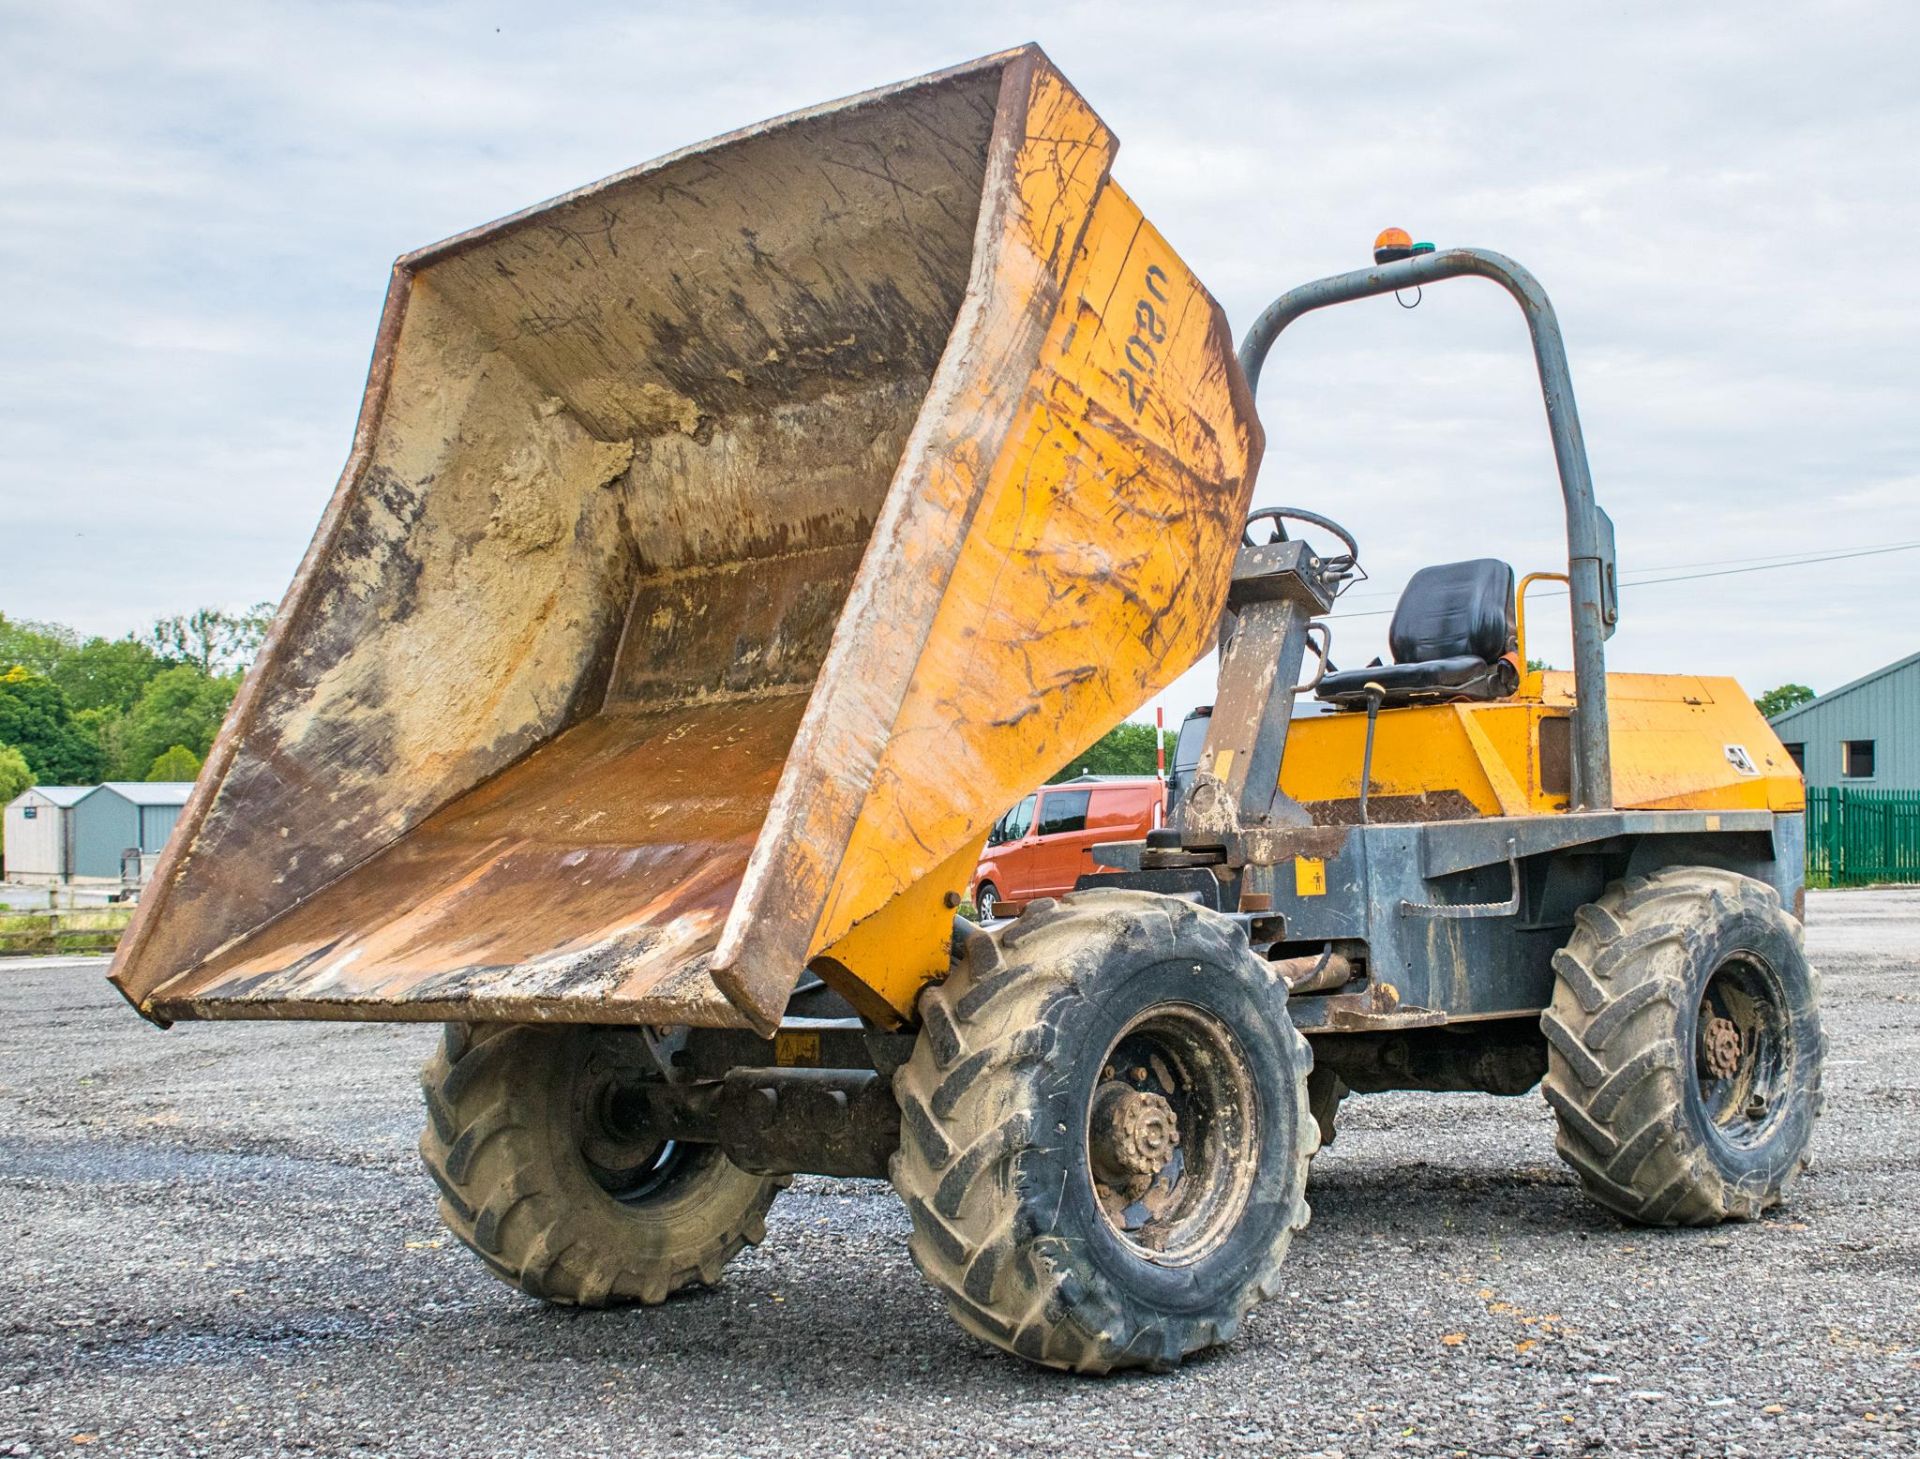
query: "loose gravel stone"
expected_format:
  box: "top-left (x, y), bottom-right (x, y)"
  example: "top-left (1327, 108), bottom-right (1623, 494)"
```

top-left (0, 888), bottom-right (1915, 1456)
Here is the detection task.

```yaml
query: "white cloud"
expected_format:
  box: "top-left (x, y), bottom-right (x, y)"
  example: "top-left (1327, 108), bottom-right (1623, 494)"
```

top-left (0, 0), bottom-right (1913, 718)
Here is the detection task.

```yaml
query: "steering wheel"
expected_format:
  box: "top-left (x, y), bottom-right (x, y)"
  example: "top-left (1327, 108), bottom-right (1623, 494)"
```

top-left (1240, 506), bottom-right (1360, 576)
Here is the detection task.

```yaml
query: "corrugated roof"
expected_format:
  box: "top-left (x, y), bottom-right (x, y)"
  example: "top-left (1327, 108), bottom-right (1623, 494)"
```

top-left (1768, 649), bottom-right (1920, 727)
top-left (90, 781), bottom-right (196, 806)
top-left (7, 785), bottom-right (92, 809)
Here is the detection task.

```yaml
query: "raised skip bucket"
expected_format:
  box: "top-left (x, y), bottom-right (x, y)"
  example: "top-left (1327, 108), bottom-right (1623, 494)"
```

top-left (110, 46), bottom-right (1262, 1036)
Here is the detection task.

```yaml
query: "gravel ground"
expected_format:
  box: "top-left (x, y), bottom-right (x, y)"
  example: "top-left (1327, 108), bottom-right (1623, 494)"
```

top-left (1, 888), bottom-right (1915, 1457)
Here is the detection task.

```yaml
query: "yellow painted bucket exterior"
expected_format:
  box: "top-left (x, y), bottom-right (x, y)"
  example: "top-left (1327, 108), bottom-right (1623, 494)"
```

top-left (109, 46), bottom-right (1263, 1036)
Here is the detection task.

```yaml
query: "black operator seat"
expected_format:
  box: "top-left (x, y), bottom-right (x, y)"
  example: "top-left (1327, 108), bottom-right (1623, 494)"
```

top-left (1316, 559), bottom-right (1521, 709)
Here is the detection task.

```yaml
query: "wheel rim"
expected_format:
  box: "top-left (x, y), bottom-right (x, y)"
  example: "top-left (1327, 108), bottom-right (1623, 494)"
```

top-left (977, 886), bottom-right (997, 919)
top-left (1694, 952), bottom-right (1794, 1150)
top-left (579, 1073), bottom-right (691, 1205)
top-left (1084, 1004), bottom-right (1259, 1265)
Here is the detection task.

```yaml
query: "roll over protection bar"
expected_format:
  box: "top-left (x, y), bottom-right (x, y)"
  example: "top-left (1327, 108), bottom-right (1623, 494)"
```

top-left (1236, 248), bottom-right (1616, 811)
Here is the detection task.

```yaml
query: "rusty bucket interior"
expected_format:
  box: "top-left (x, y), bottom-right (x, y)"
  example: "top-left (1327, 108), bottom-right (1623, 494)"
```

top-left (110, 46), bottom-right (1261, 1035)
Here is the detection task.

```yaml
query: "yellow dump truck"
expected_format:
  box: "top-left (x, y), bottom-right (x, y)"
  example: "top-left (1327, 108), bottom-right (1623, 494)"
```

top-left (111, 46), bottom-right (1821, 1373)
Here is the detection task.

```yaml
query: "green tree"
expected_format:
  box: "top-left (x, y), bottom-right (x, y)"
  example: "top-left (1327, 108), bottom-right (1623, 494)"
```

top-left (146, 743), bottom-right (203, 781)
top-left (0, 614), bottom-right (79, 677)
top-left (75, 708), bottom-right (137, 781)
top-left (123, 666), bottom-right (237, 774)
top-left (0, 744), bottom-right (31, 803)
top-left (0, 666), bottom-right (105, 783)
top-left (230, 601), bottom-right (275, 665)
top-left (51, 636), bottom-right (163, 714)
top-left (1754, 683), bottom-right (1815, 719)
top-left (145, 603), bottom-right (275, 677)
top-left (0, 744), bottom-right (32, 863)
top-left (1049, 721), bottom-right (1178, 782)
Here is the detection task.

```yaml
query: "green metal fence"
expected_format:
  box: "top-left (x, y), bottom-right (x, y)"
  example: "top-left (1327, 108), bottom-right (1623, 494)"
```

top-left (1805, 787), bottom-right (1920, 887)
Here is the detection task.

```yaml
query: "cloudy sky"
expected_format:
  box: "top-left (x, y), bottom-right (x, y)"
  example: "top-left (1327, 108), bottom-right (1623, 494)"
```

top-left (4, 1), bottom-right (1915, 724)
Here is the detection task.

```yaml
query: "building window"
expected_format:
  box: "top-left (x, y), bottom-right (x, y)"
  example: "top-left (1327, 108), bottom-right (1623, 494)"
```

top-left (1782, 742), bottom-right (1805, 771)
top-left (1842, 740), bottom-right (1875, 779)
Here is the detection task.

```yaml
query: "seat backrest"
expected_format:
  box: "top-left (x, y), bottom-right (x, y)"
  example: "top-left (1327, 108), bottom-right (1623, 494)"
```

top-left (1388, 559), bottom-right (1516, 665)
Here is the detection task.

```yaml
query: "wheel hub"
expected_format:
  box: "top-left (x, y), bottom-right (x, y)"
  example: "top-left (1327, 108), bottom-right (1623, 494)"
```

top-left (1089, 1081), bottom-right (1181, 1198)
top-left (1694, 952), bottom-right (1794, 1150)
top-left (580, 1072), bottom-right (685, 1205)
top-left (1082, 1008), bottom-right (1259, 1264)
top-left (1702, 1014), bottom-right (1742, 1080)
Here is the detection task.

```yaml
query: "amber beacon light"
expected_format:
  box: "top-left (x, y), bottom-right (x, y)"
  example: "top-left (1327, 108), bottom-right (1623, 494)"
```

top-left (1372, 227), bottom-right (1414, 264)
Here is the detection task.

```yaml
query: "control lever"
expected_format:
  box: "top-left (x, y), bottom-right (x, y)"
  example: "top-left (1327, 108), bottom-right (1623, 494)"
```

top-left (1359, 682), bottom-right (1386, 825)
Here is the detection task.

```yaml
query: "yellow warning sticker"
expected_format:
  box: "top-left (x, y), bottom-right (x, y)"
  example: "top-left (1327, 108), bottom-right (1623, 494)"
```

top-left (1213, 748), bottom-right (1235, 780)
top-left (1295, 857), bottom-right (1326, 897)
top-left (775, 1031), bottom-right (821, 1067)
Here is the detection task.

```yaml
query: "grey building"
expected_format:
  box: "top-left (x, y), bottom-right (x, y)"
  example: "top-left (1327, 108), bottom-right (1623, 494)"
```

top-left (1767, 650), bottom-right (1919, 791)
top-left (70, 782), bottom-right (194, 882)
top-left (2, 785), bottom-right (92, 884)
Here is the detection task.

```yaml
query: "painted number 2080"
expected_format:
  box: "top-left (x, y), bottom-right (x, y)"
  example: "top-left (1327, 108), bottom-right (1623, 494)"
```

top-left (1116, 263), bottom-right (1170, 416)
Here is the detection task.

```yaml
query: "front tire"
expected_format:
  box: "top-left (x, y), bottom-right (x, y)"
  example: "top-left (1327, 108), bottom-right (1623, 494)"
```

top-left (420, 1023), bottom-right (785, 1305)
top-left (1542, 867), bottom-right (1823, 1225)
top-left (891, 890), bottom-right (1315, 1373)
top-left (973, 881), bottom-right (1000, 921)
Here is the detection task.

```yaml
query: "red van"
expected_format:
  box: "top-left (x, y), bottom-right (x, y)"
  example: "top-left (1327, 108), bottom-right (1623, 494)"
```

top-left (970, 776), bottom-right (1165, 920)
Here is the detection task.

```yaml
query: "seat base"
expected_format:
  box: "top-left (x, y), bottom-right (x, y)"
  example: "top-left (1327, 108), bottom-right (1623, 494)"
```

top-left (1317, 654), bottom-right (1519, 709)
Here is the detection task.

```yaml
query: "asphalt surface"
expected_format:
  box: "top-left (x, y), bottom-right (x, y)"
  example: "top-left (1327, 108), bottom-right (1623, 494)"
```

top-left (2, 889), bottom-right (1915, 1457)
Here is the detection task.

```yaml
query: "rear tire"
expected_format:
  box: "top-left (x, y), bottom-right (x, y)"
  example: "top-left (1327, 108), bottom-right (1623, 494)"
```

top-left (1542, 867), bottom-right (1823, 1226)
top-left (891, 890), bottom-right (1315, 1373)
top-left (419, 1023), bottom-right (785, 1305)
